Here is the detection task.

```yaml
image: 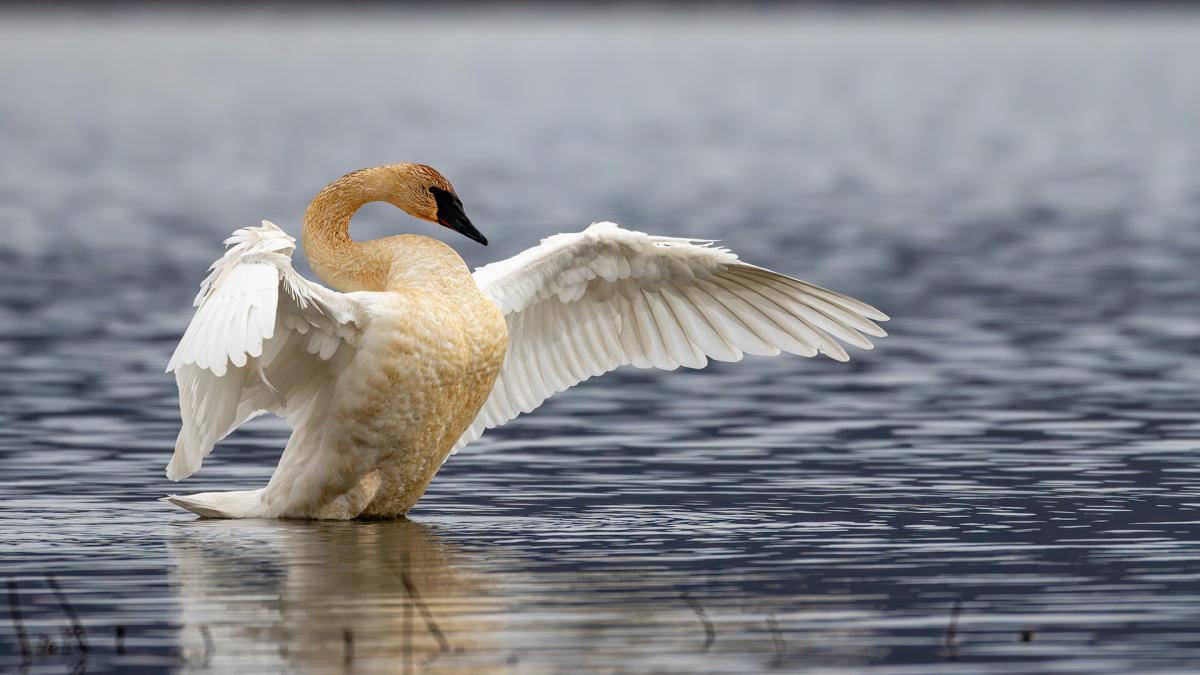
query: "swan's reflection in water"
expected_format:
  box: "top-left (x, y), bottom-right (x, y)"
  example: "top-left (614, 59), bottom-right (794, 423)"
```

top-left (168, 518), bottom-right (883, 673)
top-left (169, 520), bottom-right (507, 673)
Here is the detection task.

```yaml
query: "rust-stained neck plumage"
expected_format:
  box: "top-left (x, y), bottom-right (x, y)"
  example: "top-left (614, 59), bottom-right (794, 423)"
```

top-left (300, 164), bottom-right (475, 295)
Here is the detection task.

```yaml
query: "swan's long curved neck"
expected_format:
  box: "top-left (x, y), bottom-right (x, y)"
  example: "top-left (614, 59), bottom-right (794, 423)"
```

top-left (301, 169), bottom-right (395, 293)
top-left (301, 164), bottom-right (476, 296)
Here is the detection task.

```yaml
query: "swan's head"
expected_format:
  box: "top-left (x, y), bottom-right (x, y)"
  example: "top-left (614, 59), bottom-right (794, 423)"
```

top-left (387, 164), bottom-right (487, 246)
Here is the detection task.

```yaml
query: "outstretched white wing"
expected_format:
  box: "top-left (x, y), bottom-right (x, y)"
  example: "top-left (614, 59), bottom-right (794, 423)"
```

top-left (455, 221), bottom-right (888, 452)
top-left (165, 220), bottom-right (367, 481)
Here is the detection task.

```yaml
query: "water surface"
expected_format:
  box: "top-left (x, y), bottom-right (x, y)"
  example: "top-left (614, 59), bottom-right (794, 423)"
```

top-left (2, 9), bottom-right (1200, 674)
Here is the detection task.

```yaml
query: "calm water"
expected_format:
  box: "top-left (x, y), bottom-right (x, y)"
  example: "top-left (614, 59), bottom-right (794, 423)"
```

top-left (3, 9), bottom-right (1200, 674)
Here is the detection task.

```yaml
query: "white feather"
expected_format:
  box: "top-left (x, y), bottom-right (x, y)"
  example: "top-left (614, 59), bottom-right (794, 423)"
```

top-left (452, 221), bottom-right (888, 455)
top-left (165, 220), bottom-right (367, 481)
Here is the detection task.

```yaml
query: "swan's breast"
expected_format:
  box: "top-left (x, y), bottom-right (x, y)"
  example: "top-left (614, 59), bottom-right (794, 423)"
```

top-left (331, 290), bottom-right (506, 460)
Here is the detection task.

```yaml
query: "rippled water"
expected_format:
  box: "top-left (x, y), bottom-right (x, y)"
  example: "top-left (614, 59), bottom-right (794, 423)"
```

top-left (3, 8), bottom-right (1200, 674)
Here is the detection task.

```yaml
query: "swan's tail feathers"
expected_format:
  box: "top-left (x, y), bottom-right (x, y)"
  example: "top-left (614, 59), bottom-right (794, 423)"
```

top-left (162, 490), bottom-right (267, 519)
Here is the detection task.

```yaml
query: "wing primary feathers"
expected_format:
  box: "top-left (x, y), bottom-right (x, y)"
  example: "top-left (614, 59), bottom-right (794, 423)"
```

top-left (739, 265), bottom-right (890, 322)
top-left (689, 281), bottom-right (780, 356)
top-left (720, 273), bottom-right (866, 355)
top-left (709, 275), bottom-right (818, 357)
top-left (729, 267), bottom-right (887, 338)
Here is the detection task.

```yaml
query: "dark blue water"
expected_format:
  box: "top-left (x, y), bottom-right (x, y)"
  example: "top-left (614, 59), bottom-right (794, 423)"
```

top-left (2, 8), bottom-right (1200, 674)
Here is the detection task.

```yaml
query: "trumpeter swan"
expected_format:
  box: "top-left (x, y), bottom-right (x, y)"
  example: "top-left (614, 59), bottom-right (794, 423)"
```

top-left (164, 164), bottom-right (888, 519)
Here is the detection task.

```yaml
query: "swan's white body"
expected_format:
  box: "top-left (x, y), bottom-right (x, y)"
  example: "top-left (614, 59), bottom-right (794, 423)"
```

top-left (166, 216), bottom-right (888, 520)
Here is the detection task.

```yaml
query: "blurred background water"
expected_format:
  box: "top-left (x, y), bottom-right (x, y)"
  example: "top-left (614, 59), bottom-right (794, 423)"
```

top-left (2, 5), bottom-right (1200, 674)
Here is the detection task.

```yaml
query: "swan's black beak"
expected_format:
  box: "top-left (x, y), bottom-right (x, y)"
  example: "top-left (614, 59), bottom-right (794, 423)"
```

top-left (431, 186), bottom-right (487, 246)
top-left (444, 213), bottom-right (487, 246)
